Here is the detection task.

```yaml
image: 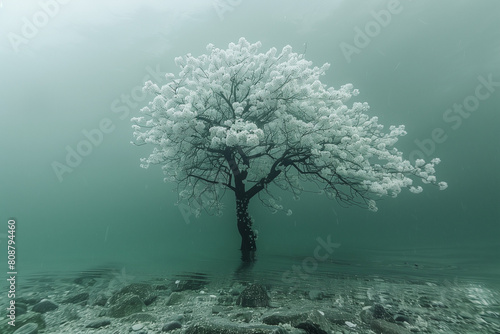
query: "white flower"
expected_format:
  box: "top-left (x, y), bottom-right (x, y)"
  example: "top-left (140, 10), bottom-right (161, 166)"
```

top-left (246, 133), bottom-right (259, 146)
top-left (415, 159), bottom-right (425, 168)
top-left (367, 200), bottom-right (378, 212)
top-left (426, 175), bottom-right (436, 183)
top-left (409, 186), bottom-right (423, 194)
top-left (438, 182), bottom-right (448, 190)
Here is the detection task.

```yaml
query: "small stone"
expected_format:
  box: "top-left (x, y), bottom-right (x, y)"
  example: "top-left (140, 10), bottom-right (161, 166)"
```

top-left (172, 273), bottom-right (208, 291)
top-left (13, 323), bottom-right (38, 334)
top-left (373, 304), bottom-right (391, 321)
top-left (323, 310), bottom-right (356, 326)
top-left (236, 284), bottom-right (270, 308)
top-left (229, 288), bottom-right (240, 296)
top-left (345, 321), bottom-right (357, 328)
top-left (62, 292), bottom-right (89, 305)
top-left (295, 321), bottom-right (328, 334)
top-left (418, 296), bottom-right (444, 308)
top-left (371, 319), bottom-right (411, 334)
top-left (394, 314), bottom-right (411, 323)
top-left (430, 300), bottom-right (447, 308)
top-left (173, 314), bottom-right (185, 322)
top-left (307, 309), bottom-right (334, 331)
top-left (308, 290), bottom-right (324, 300)
top-left (131, 323), bottom-right (144, 331)
top-left (166, 292), bottom-right (184, 306)
top-left (144, 294), bottom-right (158, 306)
top-left (162, 321), bottom-right (182, 332)
top-left (32, 299), bottom-right (58, 314)
top-left (109, 283), bottom-right (155, 305)
top-left (212, 305), bottom-right (224, 314)
top-left (85, 319), bottom-right (111, 329)
top-left (459, 311), bottom-right (473, 319)
top-left (108, 294), bottom-right (144, 318)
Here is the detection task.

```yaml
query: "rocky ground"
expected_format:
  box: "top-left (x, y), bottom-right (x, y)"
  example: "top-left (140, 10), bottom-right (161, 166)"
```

top-left (1, 268), bottom-right (499, 334)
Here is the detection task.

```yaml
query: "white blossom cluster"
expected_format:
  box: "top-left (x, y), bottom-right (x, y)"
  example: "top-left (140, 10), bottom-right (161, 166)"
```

top-left (132, 38), bottom-right (446, 213)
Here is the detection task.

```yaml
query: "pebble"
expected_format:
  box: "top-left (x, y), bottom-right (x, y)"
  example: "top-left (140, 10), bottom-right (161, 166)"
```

top-left (371, 319), bottom-right (411, 334)
top-left (458, 311), bottom-right (473, 319)
top-left (373, 303), bottom-right (391, 320)
top-left (162, 321), bottom-right (182, 332)
top-left (131, 323), bottom-right (144, 331)
top-left (212, 305), bottom-right (224, 314)
top-left (85, 319), bottom-right (111, 329)
top-left (108, 294), bottom-right (144, 318)
top-left (166, 292), bottom-right (184, 306)
top-left (236, 284), bottom-right (270, 307)
top-left (31, 299), bottom-right (58, 314)
top-left (62, 292), bottom-right (89, 304)
top-left (394, 314), bottom-right (411, 323)
top-left (308, 290), bottom-right (324, 300)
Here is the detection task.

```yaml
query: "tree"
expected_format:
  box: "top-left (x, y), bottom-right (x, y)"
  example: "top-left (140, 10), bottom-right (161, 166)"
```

top-left (131, 38), bottom-right (447, 262)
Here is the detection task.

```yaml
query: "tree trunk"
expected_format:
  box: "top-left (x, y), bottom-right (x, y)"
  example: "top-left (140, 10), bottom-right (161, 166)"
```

top-left (236, 196), bottom-right (257, 262)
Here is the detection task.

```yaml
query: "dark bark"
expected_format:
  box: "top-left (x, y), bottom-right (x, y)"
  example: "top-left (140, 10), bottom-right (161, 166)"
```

top-left (225, 147), bottom-right (288, 262)
top-left (236, 196), bottom-right (257, 262)
top-left (223, 148), bottom-right (257, 262)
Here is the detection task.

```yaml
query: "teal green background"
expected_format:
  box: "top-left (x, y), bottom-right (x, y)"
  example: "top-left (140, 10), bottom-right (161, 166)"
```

top-left (0, 0), bottom-right (498, 284)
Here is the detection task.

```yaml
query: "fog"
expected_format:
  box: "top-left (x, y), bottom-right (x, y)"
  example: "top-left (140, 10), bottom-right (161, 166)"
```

top-left (0, 0), bottom-right (499, 278)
